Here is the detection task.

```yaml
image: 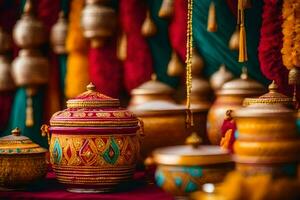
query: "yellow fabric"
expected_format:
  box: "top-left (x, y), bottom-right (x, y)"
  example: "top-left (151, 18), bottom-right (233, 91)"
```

top-left (65, 0), bottom-right (89, 98)
top-left (282, 0), bottom-right (300, 69)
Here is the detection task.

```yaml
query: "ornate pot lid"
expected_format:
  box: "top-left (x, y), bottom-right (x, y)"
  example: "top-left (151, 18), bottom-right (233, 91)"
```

top-left (210, 64), bottom-right (234, 91)
top-left (153, 133), bottom-right (231, 166)
top-left (50, 83), bottom-right (139, 128)
top-left (0, 128), bottom-right (47, 154)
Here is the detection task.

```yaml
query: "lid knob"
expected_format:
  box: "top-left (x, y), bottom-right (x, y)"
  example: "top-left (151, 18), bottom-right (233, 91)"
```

top-left (240, 67), bottom-right (248, 80)
top-left (11, 128), bottom-right (21, 136)
top-left (87, 82), bottom-right (96, 91)
top-left (268, 80), bottom-right (278, 93)
top-left (151, 73), bottom-right (157, 81)
top-left (185, 132), bottom-right (202, 148)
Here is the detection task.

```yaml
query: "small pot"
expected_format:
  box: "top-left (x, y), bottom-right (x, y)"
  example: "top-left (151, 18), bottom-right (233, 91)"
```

top-left (0, 128), bottom-right (47, 189)
top-left (153, 134), bottom-right (233, 197)
top-left (42, 83), bottom-right (142, 193)
top-left (50, 11), bottom-right (68, 54)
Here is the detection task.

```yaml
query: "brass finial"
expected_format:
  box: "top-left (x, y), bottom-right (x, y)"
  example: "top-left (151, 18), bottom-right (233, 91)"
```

top-left (151, 73), bottom-right (157, 81)
top-left (185, 132), bottom-right (202, 148)
top-left (24, 0), bottom-right (33, 15)
top-left (87, 82), bottom-right (96, 91)
top-left (11, 128), bottom-right (21, 136)
top-left (240, 66), bottom-right (248, 80)
top-left (58, 10), bottom-right (65, 19)
top-left (268, 80), bottom-right (278, 93)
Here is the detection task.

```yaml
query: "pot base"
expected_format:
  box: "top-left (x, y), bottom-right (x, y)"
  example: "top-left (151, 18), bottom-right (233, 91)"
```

top-left (67, 187), bottom-right (113, 193)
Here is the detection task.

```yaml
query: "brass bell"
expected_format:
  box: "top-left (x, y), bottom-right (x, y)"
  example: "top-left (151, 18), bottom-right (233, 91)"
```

top-left (0, 56), bottom-right (15, 91)
top-left (13, 0), bottom-right (46, 48)
top-left (158, 0), bottom-right (174, 19)
top-left (141, 10), bottom-right (157, 37)
top-left (50, 11), bottom-right (68, 54)
top-left (209, 64), bottom-right (234, 91)
top-left (191, 48), bottom-right (204, 76)
top-left (229, 26), bottom-right (239, 50)
top-left (0, 27), bottom-right (12, 54)
top-left (167, 51), bottom-right (184, 77)
top-left (81, 0), bottom-right (117, 48)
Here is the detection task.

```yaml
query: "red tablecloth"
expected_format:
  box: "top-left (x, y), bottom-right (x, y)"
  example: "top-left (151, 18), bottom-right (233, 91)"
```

top-left (0, 172), bottom-right (174, 200)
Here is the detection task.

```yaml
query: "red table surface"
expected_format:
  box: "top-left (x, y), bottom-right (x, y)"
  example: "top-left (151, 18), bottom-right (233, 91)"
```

top-left (0, 172), bottom-right (174, 200)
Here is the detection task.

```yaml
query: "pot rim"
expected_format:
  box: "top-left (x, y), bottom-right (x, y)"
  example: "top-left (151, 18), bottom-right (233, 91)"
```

top-left (49, 126), bottom-right (139, 134)
top-left (131, 107), bottom-right (208, 116)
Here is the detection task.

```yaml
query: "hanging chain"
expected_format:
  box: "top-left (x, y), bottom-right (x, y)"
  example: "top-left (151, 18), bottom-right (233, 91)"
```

top-left (186, 0), bottom-right (194, 128)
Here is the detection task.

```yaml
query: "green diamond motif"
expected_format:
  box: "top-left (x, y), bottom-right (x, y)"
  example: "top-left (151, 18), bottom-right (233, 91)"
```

top-left (53, 138), bottom-right (62, 164)
top-left (103, 138), bottom-right (120, 164)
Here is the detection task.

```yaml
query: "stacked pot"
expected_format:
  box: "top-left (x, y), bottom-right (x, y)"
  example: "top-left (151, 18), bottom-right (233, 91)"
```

top-left (233, 81), bottom-right (300, 177)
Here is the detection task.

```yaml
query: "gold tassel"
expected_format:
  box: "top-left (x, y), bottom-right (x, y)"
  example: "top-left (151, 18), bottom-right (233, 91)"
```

top-left (158, 0), bottom-right (174, 19)
top-left (141, 10), bottom-right (157, 37)
top-left (229, 26), bottom-right (240, 50)
top-left (207, 2), bottom-right (217, 32)
top-left (25, 88), bottom-right (36, 127)
top-left (288, 67), bottom-right (300, 107)
top-left (117, 32), bottom-right (127, 61)
top-left (238, 0), bottom-right (248, 62)
top-left (167, 51), bottom-right (184, 77)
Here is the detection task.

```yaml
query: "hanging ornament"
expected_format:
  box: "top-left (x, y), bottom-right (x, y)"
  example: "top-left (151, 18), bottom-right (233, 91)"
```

top-left (238, 0), bottom-right (248, 62)
top-left (117, 32), bottom-right (127, 61)
top-left (207, 1), bottom-right (217, 32)
top-left (229, 26), bottom-right (239, 50)
top-left (50, 11), bottom-right (68, 54)
top-left (141, 10), bottom-right (157, 37)
top-left (191, 48), bottom-right (204, 76)
top-left (81, 0), bottom-right (117, 48)
top-left (167, 50), bottom-right (184, 77)
top-left (210, 64), bottom-right (234, 91)
top-left (158, 0), bottom-right (174, 19)
top-left (12, 0), bottom-right (49, 127)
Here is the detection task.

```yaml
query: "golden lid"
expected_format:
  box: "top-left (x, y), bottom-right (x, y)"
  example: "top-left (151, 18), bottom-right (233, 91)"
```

top-left (210, 64), bottom-right (234, 91)
top-left (153, 133), bottom-right (231, 166)
top-left (243, 81), bottom-right (293, 106)
top-left (131, 74), bottom-right (175, 95)
top-left (0, 128), bottom-right (47, 154)
top-left (217, 67), bottom-right (266, 96)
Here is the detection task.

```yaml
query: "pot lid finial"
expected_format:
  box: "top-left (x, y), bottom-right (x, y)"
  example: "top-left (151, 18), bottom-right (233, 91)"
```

top-left (185, 132), bottom-right (202, 148)
top-left (240, 66), bottom-right (248, 80)
top-left (11, 128), bottom-right (21, 136)
top-left (86, 82), bottom-right (96, 92)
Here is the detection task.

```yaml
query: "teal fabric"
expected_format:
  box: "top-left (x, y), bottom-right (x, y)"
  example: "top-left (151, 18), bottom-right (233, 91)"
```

top-left (193, 0), bottom-right (269, 85)
top-left (147, 0), bottom-right (180, 88)
top-left (59, 54), bottom-right (67, 98)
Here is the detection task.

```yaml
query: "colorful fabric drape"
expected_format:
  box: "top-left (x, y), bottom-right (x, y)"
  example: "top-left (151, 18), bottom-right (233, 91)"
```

top-left (193, 0), bottom-right (268, 85)
top-left (258, 0), bottom-right (295, 98)
top-left (65, 0), bottom-right (89, 99)
top-left (119, 0), bottom-right (153, 92)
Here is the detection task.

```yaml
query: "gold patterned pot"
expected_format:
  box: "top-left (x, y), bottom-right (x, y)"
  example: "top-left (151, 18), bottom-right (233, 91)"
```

top-left (0, 56), bottom-right (15, 91)
top-left (209, 64), bottom-right (234, 92)
top-left (0, 128), bottom-right (47, 189)
top-left (207, 68), bottom-right (265, 145)
top-left (129, 74), bottom-right (176, 107)
top-left (153, 134), bottom-right (233, 197)
top-left (50, 11), bottom-right (68, 54)
top-left (130, 101), bottom-right (209, 160)
top-left (81, 0), bottom-right (117, 48)
top-left (42, 83), bottom-right (141, 193)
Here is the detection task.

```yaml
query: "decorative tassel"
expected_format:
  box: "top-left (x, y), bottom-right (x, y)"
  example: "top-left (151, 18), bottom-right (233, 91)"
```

top-left (141, 10), bottom-right (157, 37)
top-left (25, 88), bottom-right (35, 127)
top-left (117, 32), bottom-right (127, 61)
top-left (167, 50), bottom-right (184, 76)
top-left (238, 0), bottom-right (247, 62)
top-left (65, 0), bottom-right (90, 98)
top-left (229, 26), bottom-right (239, 50)
top-left (288, 67), bottom-right (300, 106)
top-left (158, 0), bottom-right (174, 19)
top-left (207, 1), bottom-right (217, 32)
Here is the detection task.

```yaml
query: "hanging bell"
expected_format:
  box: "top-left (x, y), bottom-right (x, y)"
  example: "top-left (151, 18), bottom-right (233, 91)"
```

top-left (141, 10), bottom-right (157, 37)
top-left (50, 11), bottom-right (68, 54)
top-left (209, 64), bottom-right (234, 91)
top-left (207, 2), bottom-right (217, 32)
top-left (289, 67), bottom-right (300, 85)
top-left (13, 0), bottom-right (46, 49)
top-left (0, 56), bottom-right (15, 91)
top-left (117, 32), bottom-right (127, 61)
top-left (229, 26), bottom-right (239, 50)
top-left (167, 51), bottom-right (184, 77)
top-left (0, 27), bottom-right (12, 54)
top-left (191, 48), bottom-right (204, 76)
top-left (158, 0), bottom-right (174, 19)
top-left (81, 0), bottom-right (117, 48)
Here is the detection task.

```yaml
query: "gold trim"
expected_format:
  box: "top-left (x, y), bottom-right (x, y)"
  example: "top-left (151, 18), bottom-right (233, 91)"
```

top-left (50, 120), bottom-right (138, 127)
top-left (67, 100), bottom-right (120, 108)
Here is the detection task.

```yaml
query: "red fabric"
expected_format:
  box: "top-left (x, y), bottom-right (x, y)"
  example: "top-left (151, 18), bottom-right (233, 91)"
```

top-left (168, 0), bottom-right (187, 62)
top-left (0, 92), bottom-right (14, 131)
top-left (120, 0), bottom-right (153, 91)
top-left (221, 118), bottom-right (237, 153)
top-left (88, 41), bottom-right (123, 98)
top-left (0, 172), bottom-right (173, 200)
top-left (258, 0), bottom-right (298, 100)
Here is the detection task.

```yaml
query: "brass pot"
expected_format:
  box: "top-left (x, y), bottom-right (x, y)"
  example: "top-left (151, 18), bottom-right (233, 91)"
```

top-left (129, 74), bottom-right (176, 107)
top-left (209, 64), bottom-right (234, 92)
top-left (153, 135), bottom-right (233, 197)
top-left (0, 56), bottom-right (15, 91)
top-left (50, 11), bottom-right (68, 54)
top-left (11, 49), bottom-right (49, 87)
top-left (13, 0), bottom-right (46, 48)
top-left (81, 1), bottom-right (117, 48)
top-left (0, 27), bottom-right (12, 54)
top-left (207, 68), bottom-right (265, 145)
top-left (130, 101), bottom-right (208, 160)
top-left (0, 128), bottom-right (47, 189)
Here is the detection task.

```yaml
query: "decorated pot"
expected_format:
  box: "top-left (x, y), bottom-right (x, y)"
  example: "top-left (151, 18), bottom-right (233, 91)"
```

top-left (0, 128), bottom-right (47, 189)
top-left (153, 133), bottom-right (233, 197)
top-left (129, 74), bottom-right (176, 107)
top-left (50, 11), bottom-right (68, 54)
top-left (233, 81), bottom-right (300, 177)
top-left (130, 101), bottom-right (209, 160)
top-left (209, 64), bottom-right (234, 92)
top-left (42, 83), bottom-right (141, 193)
top-left (207, 68), bottom-right (265, 145)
